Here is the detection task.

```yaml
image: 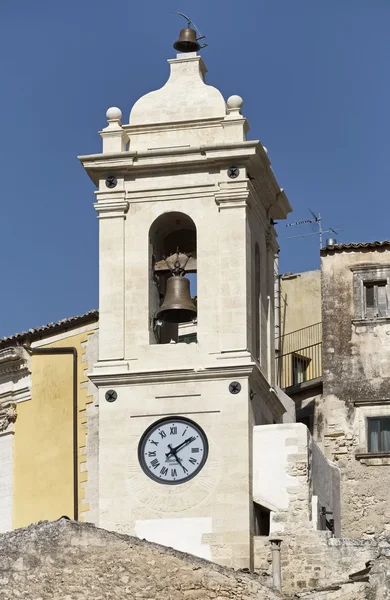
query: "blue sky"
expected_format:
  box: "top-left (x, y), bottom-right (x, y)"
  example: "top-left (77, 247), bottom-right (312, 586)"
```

top-left (0, 1), bottom-right (389, 337)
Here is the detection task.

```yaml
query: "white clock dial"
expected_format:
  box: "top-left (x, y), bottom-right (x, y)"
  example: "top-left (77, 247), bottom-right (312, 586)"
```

top-left (138, 417), bottom-right (208, 485)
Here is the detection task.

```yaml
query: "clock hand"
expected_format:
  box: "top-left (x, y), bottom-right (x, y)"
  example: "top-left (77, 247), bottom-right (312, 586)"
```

top-left (165, 436), bottom-right (196, 458)
top-left (165, 444), bottom-right (188, 474)
top-left (174, 453), bottom-right (188, 474)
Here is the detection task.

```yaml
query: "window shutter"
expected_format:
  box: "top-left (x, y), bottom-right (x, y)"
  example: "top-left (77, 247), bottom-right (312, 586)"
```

top-left (377, 284), bottom-right (388, 317)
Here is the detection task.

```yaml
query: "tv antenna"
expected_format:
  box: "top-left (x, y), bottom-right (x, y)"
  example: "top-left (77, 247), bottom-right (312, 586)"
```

top-left (285, 210), bottom-right (341, 248)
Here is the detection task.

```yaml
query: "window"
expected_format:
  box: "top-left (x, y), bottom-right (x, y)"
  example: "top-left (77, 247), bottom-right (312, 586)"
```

top-left (254, 503), bottom-right (270, 536)
top-left (292, 353), bottom-right (310, 385)
top-left (368, 417), bottom-right (390, 453)
top-left (364, 281), bottom-right (388, 319)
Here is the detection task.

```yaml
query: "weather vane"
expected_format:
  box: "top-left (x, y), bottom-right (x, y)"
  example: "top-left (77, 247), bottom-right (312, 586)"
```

top-left (171, 12), bottom-right (208, 52)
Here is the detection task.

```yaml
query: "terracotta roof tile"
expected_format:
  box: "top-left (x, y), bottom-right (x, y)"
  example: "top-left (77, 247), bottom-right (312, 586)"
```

top-left (321, 241), bottom-right (390, 254)
top-left (0, 310), bottom-right (99, 347)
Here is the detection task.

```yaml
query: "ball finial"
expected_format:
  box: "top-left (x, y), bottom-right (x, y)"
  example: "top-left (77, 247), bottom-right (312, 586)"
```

top-left (227, 95), bottom-right (244, 111)
top-left (106, 106), bottom-right (122, 121)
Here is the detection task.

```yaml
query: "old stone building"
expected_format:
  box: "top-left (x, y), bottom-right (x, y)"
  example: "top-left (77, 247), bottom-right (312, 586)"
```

top-left (320, 241), bottom-right (390, 538)
top-left (277, 241), bottom-right (390, 541)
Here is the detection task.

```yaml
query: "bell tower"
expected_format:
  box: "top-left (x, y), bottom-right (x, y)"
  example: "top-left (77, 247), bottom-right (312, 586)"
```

top-left (80, 27), bottom-right (291, 569)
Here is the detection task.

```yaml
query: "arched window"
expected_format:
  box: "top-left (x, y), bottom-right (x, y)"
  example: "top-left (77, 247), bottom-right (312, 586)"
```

top-left (149, 212), bottom-right (197, 345)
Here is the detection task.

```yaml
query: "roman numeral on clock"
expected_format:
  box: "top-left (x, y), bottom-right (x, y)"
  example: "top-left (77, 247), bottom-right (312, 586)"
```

top-left (170, 426), bottom-right (177, 435)
top-left (171, 468), bottom-right (177, 477)
top-left (191, 448), bottom-right (199, 453)
top-left (150, 458), bottom-right (160, 469)
top-left (148, 451), bottom-right (156, 457)
top-left (150, 440), bottom-right (158, 446)
top-left (189, 457), bottom-right (197, 465)
top-left (159, 430), bottom-right (167, 439)
top-left (160, 466), bottom-right (168, 476)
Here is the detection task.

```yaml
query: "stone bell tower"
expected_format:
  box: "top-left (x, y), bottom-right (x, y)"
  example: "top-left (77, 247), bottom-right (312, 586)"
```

top-left (80, 27), bottom-right (291, 569)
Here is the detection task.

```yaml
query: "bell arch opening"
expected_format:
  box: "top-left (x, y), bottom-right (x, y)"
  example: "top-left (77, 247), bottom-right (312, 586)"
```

top-left (149, 212), bottom-right (197, 345)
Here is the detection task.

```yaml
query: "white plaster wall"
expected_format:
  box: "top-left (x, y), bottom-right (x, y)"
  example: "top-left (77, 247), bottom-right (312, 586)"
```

top-left (253, 423), bottom-right (304, 511)
top-left (0, 433), bottom-right (13, 532)
top-left (135, 517), bottom-right (212, 560)
top-left (311, 438), bottom-right (341, 535)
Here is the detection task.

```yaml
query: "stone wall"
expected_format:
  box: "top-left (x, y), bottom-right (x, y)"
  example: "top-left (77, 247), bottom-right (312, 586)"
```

top-left (0, 519), bottom-right (283, 600)
top-left (253, 423), bottom-right (340, 534)
top-left (252, 423), bottom-right (378, 595)
top-left (321, 247), bottom-right (390, 537)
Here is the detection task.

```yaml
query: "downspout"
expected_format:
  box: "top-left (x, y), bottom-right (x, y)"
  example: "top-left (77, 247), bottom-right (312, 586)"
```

top-left (274, 252), bottom-right (281, 385)
top-left (22, 345), bottom-right (78, 521)
top-left (274, 251), bottom-right (281, 351)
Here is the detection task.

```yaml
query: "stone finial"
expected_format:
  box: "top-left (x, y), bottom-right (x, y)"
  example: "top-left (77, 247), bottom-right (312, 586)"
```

top-left (106, 106), bottom-right (122, 124)
top-left (100, 107), bottom-right (128, 153)
top-left (227, 95), bottom-right (244, 115)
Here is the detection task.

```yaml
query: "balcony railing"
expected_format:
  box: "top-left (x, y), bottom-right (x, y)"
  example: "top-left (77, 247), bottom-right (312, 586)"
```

top-left (276, 323), bottom-right (322, 389)
top-left (277, 322), bottom-right (322, 354)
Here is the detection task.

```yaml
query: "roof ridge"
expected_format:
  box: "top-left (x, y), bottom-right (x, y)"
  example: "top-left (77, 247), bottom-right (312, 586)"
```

top-left (0, 309), bottom-right (99, 346)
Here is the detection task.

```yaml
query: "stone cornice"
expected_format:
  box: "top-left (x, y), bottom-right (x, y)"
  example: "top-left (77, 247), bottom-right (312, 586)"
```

top-left (93, 200), bottom-right (129, 219)
top-left (123, 116), bottom-right (224, 136)
top-left (215, 180), bottom-right (250, 210)
top-left (89, 362), bottom-right (258, 387)
top-left (78, 142), bottom-right (261, 184)
top-left (0, 347), bottom-right (31, 378)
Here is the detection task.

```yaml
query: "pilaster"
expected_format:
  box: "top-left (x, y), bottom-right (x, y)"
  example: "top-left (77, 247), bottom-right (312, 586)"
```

top-left (94, 189), bottom-right (129, 362)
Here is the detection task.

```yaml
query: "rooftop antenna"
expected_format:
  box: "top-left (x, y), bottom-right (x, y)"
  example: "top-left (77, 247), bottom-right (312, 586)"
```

top-left (285, 210), bottom-right (341, 249)
top-left (171, 12), bottom-right (208, 52)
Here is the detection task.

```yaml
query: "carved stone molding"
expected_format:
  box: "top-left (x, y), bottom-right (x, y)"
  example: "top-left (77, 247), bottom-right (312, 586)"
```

top-left (0, 346), bottom-right (32, 406)
top-left (0, 401), bottom-right (17, 432)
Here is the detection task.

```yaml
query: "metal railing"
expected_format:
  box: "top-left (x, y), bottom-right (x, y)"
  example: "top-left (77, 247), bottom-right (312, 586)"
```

top-left (276, 341), bottom-right (322, 389)
top-left (277, 322), bottom-right (322, 355)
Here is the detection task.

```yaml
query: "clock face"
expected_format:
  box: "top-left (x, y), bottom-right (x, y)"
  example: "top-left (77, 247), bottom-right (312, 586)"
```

top-left (138, 417), bottom-right (208, 485)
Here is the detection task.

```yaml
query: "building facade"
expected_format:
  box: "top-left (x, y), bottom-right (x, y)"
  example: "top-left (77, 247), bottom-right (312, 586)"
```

top-left (321, 241), bottom-right (390, 538)
top-left (0, 312), bottom-right (99, 532)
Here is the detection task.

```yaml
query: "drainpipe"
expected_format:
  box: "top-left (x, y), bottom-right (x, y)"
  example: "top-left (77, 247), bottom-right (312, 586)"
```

top-left (274, 251), bottom-right (281, 354)
top-left (270, 538), bottom-right (282, 591)
top-left (22, 345), bottom-right (78, 521)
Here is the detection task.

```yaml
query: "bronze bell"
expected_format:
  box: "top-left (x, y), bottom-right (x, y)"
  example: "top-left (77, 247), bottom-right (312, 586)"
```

top-left (173, 28), bottom-right (201, 53)
top-left (157, 275), bottom-right (197, 323)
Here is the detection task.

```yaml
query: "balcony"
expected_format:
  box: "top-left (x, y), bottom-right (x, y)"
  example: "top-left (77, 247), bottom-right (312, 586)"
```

top-left (276, 323), bottom-right (322, 390)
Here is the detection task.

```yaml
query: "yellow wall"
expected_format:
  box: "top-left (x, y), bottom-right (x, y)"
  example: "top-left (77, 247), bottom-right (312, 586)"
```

top-left (13, 330), bottom-right (94, 529)
top-left (280, 270), bottom-right (321, 337)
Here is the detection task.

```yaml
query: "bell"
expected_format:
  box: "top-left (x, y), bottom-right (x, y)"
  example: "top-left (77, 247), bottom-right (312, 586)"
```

top-left (173, 28), bottom-right (201, 53)
top-left (157, 275), bottom-right (197, 323)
